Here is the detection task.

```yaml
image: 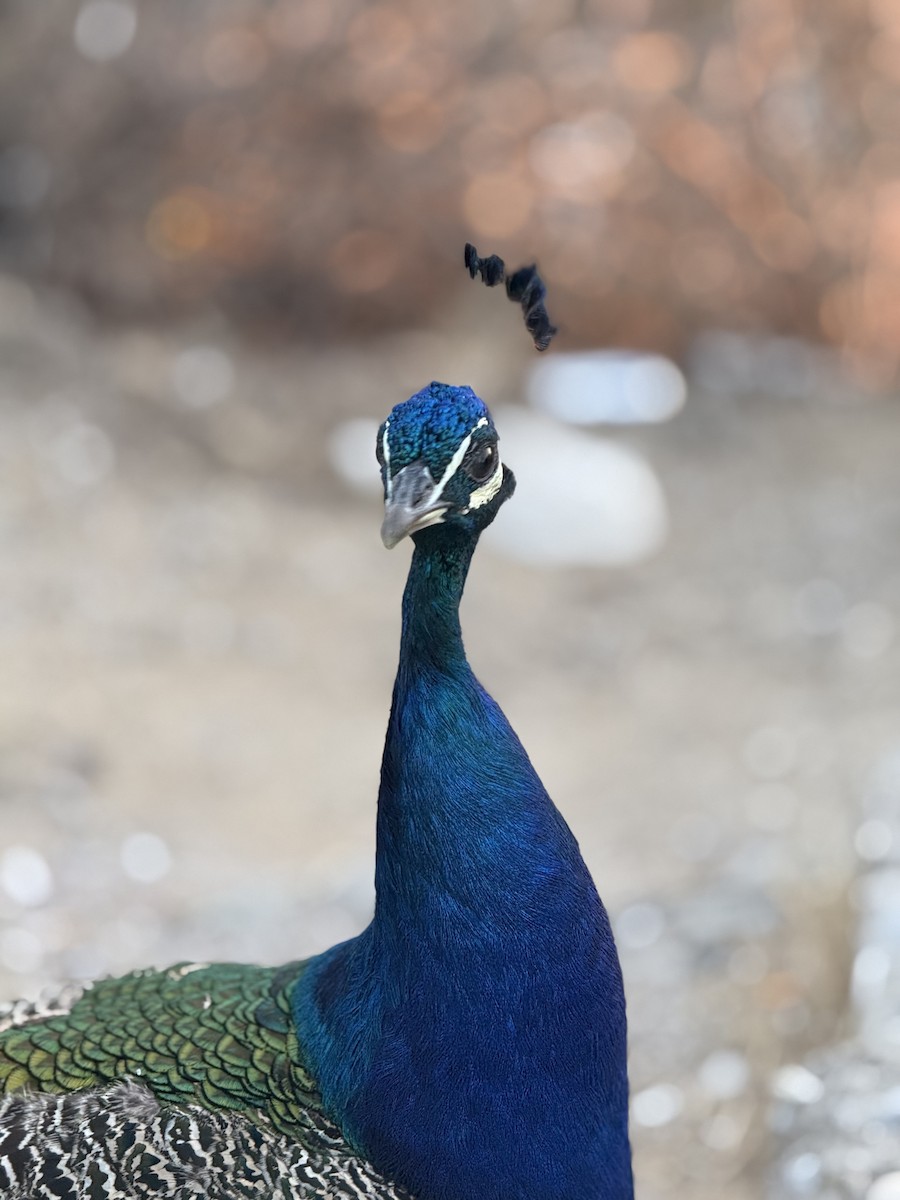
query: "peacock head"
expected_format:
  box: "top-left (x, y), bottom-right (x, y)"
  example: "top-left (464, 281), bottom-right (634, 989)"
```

top-left (377, 381), bottom-right (516, 548)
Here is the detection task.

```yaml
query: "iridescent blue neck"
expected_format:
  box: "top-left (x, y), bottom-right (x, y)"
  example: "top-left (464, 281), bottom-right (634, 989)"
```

top-left (396, 528), bottom-right (476, 675)
top-left (294, 526), bottom-right (633, 1200)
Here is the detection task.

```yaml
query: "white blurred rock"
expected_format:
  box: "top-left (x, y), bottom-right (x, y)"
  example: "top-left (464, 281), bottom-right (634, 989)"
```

top-left (485, 408), bottom-right (668, 567)
top-left (1, 847), bottom-right (54, 907)
top-left (783, 1150), bottom-right (823, 1193)
top-left (527, 351), bottom-right (686, 426)
top-left (852, 945), bottom-right (892, 1006)
top-left (698, 1050), bottom-right (751, 1100)
top-left (632, 1083), bottom-right (684, 1128)
top-left (868, 1173), bottom-right (900, 1200)
top-left (773, 1064), bottom-right (826, 1105)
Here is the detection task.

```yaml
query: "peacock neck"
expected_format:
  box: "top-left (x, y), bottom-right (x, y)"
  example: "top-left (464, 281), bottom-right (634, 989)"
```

top-left (374, 526), bottom-right (558, 938)
top-left (293, 525), bottom-right (633, 1200)
top-left (396, 529), bottom-right (476, 677)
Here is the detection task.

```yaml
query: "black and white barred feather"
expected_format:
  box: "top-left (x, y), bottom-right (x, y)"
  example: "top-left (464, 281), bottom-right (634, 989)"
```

top-left (0, 1082), bottom-right (408, 1200)
top-left (0, 976), bottom-right (412, 1200)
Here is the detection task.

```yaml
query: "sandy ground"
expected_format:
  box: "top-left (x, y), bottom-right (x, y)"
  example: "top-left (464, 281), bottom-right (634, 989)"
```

top-left (1, 281), bottom-right (898, 1197)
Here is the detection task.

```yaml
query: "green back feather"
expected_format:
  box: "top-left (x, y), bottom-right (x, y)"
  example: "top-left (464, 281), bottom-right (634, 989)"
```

top-left (0, 959), bottom-right (336, 1148)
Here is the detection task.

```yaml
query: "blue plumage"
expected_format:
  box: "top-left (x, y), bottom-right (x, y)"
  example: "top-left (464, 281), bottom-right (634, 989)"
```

top-left (379, 382), bottom-right (487, 477)
top-left (293, 383), bottom-right (633, 1200)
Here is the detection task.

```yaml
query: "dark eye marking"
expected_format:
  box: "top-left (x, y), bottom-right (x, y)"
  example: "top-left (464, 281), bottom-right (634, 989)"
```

top-left (464, 440), bottom-right (498, 484)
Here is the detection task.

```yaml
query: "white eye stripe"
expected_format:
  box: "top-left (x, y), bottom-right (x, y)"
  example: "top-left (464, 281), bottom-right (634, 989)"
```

top-left (425, 430), bottom-right (474, 508)
top-left (381, 420), bottom-right (393, 500)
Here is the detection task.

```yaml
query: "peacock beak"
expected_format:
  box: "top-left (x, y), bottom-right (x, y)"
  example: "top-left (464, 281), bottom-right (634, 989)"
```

top-left (380, 460), bottom-right (449, 549)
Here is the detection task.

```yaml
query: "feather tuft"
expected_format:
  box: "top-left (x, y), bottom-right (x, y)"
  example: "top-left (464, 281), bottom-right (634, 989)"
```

top-left (463, 243), bottom-right (558, 351)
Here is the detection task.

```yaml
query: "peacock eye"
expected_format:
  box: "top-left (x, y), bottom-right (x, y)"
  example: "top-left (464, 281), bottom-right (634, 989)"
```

top-left (466, 442), bottom-right (497, 484)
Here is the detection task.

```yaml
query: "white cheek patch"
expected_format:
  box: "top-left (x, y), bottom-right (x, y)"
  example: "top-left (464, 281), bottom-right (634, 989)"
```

top-left (467, 457), bottom-right (504, 509)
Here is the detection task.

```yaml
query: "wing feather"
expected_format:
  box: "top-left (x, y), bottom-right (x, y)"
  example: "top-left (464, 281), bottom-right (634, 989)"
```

top-left (0, 963), bottom-right (413, 1199)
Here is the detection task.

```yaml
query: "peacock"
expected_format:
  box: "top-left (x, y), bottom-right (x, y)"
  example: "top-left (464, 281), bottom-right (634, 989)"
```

top-left (0, 251), bottom-right (633, 1200)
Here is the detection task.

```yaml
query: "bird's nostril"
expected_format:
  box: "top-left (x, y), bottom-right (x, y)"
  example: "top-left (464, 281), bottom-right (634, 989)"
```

top-left (411, 479), bottom-right (432, 506)
top-left (389, 461), bottom-right (438, 511)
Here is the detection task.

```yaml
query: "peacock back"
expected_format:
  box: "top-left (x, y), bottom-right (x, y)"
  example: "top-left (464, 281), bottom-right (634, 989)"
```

top-left (0, 961), bottom-right (410, 1199)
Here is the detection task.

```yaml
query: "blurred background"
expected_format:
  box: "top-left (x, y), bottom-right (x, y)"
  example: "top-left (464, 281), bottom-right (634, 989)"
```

top-left (0, 1), bottom-right (899, 1197)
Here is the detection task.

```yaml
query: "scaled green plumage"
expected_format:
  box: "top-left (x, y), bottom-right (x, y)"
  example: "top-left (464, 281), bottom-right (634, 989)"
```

top-left (0, 959), bottom-right (334, 1147)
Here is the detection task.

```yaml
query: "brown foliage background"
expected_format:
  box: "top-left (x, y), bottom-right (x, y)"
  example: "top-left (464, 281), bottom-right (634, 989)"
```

top-left (1, 0), bottom-right (897, 385)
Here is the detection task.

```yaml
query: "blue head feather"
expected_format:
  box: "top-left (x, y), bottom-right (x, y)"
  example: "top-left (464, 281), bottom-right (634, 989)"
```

top-left (294, 384), bottom-right (633, 1200)
top-left (379, 382), bottom-right (489, 476)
